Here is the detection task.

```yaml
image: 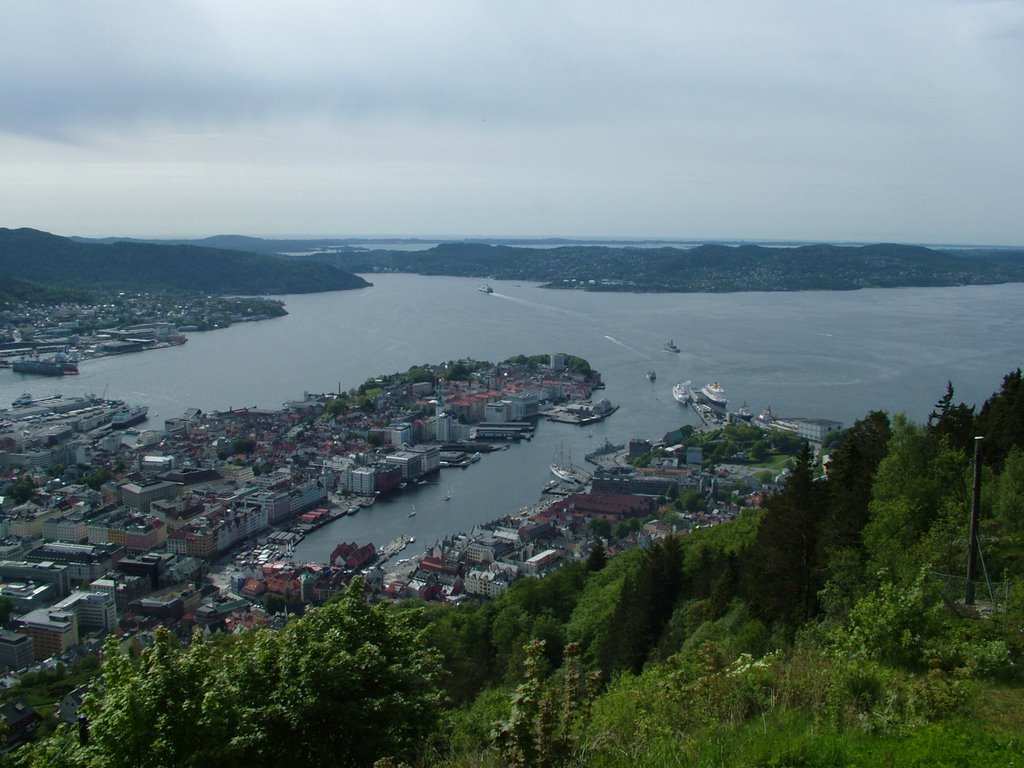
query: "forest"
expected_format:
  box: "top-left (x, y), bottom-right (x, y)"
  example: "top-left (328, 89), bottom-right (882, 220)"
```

top-left (7, 371), bottom-right (1024, 767)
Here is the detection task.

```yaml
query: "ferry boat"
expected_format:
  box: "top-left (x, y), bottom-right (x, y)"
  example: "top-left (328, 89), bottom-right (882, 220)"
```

top-left (663, 339), bottom-right (680, 353)
top-left (111, 404), bottom-right (149, 429)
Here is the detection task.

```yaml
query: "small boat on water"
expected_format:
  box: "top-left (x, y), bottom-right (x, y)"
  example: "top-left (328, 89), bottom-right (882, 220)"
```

top-left (444, 487), bottom-right (452, 501)
top-left (408, 505), bottom-right (417, 517)
top-left (478, 284), bottom-right (493, 294)
top-left (663, 339), bottom-right (680, 353)
top-left (646, 369), bottom-right (657, 382)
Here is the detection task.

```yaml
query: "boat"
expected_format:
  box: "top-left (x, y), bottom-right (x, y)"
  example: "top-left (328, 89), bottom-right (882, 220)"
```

top-left (646, 369), bottom-right (657, 382)
top-left (699, 382), bottom-right (728, 410)
top-left (12, 351), bottom-right (79, 376)
top-left (111, 404), bottom-right (149, 429)
top-left (444, 487), bottom-right (452, 501)
top-left (470, 452), bottom-right (482, 463)
top-left (550, 444), bottom-right (589, 485)
top-left (408, 505), bottom-right (417, 517)
top-left (478, 284), bottom-right (494, 294)
top-left (11, 392), bottom-right (63, 408)
top-left (663, 339), bottom-right (680, 353)
top-left (672, 380), bottom-right (692, 404)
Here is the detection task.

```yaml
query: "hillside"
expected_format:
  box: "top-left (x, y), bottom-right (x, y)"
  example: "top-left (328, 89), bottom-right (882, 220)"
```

top-left (65, 234), bottom-right (1024, 292)
top-left (12, 370), bottom-right (1024, 767)
top-left (315, 241), bottom-right (1024, 292)
top-left (0, 275), bottom-right (94, 306)
top-left (0, 228), bottom-right (370, 295)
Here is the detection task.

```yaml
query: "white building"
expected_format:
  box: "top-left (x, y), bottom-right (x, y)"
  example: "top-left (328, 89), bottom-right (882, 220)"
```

top-left (53, 590), bottom-right (118, 632)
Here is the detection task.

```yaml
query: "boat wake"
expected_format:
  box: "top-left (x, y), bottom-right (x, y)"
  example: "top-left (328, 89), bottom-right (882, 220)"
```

top-left (603, 335), bottom-right (642, 356)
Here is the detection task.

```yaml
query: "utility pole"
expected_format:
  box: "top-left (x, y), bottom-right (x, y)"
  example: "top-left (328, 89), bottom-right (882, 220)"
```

top-left (965, 436), bottom-right (983, 605)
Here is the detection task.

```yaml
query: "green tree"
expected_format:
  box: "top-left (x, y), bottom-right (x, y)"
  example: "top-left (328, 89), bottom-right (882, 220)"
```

top-left (36, 578), bottom-right (443, 768)
top-left (928, 381), bottom-right (976, 456)
top-left (589, 518), bottom-right (611, 539)
top-left (586, 541), bottom-right (607, 571)
top-left (862, 416), bottom-right (969, 582)
top-left (975, 368), bottom-right (1024, 472)
top-left (6, 475), bottom-right (36, 504)
top-left (744, 442), bottom-right (826, 628)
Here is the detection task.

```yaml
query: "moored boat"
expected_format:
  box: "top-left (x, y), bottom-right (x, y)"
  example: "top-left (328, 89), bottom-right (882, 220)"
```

top-left (672, 380), bottom-right (692, 404)
top-left (12, 352), bottom-right (78, 376)
top-left (699, 382), bottom-right (728, 410)
top-left (111, 404), bottom-right (149, 429)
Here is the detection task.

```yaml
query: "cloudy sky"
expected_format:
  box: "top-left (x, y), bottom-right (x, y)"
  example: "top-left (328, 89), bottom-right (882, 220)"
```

top-left (2, 1), bottom-right (1022, 244)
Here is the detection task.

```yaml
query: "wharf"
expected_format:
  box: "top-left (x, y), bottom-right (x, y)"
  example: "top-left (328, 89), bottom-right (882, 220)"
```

top-left (545, 402), bottom-right (619, 425)
top-left (378, 535), bottom-right (415, 563)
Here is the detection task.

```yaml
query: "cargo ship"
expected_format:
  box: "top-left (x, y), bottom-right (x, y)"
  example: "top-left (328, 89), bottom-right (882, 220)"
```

top-left (12, 353), bottom-right (78, 376)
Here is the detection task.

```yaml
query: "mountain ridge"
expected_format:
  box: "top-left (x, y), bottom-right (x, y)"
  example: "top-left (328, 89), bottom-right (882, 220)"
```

top-left (0, 227), bottom-right (370, 295)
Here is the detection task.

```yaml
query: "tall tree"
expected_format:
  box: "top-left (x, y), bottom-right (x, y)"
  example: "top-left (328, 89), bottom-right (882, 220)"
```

top-left (744, 442), bottom-right (826, 627)
top-left (928, 381), bottom-right (976, 456)
top-left (862, 417), bottom-right (969, 582)
top-left (975, 368), bottom-right (1024, 472)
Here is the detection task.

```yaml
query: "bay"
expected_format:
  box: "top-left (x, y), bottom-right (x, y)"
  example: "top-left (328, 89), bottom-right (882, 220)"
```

top-left (3, 276), bottom-right (1022, 561)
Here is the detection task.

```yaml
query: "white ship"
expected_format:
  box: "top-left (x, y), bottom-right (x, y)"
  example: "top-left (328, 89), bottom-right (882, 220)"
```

top-left (550, 443), bottom-right (589, 485)
top-left (699, 382), bottom-right (728, 410)
top-left (672, 380), bottom-right (692, 404)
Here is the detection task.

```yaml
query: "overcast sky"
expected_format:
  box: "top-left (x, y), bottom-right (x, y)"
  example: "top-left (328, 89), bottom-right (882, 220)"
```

top-left (2, 1), bottom-right (1022, 244)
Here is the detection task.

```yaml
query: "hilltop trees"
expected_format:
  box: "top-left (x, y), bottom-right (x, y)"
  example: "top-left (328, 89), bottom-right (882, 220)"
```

top-left (743, 443), bottom-right (826, 628)
top-left (26, 579), bottom-right (444, 768)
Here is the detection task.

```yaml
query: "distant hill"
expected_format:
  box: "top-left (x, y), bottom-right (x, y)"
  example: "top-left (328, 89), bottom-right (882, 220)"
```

top-left (46, 231), bottom-right (1024, 293)
top-left (296, 241), bottom-right (1024, 292)
top-left (0, 228), bottom-right (371, 295)
top-left (0, 275), bottom-right (95, 306)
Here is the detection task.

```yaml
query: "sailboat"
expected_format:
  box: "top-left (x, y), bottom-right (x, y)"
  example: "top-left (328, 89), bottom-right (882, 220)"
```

top-left (408, 504), bottom-right (417, 517)
top-left (444, 487), bottom-right (452, 501)
top-left (550, 443), bottom-right (588, 485)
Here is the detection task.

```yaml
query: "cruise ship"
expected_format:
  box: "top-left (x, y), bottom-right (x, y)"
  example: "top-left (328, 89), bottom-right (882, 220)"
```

top-left (672, 380), bottom-right (692, 404)
top-left (699, 382), bottom-right (728, 410)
